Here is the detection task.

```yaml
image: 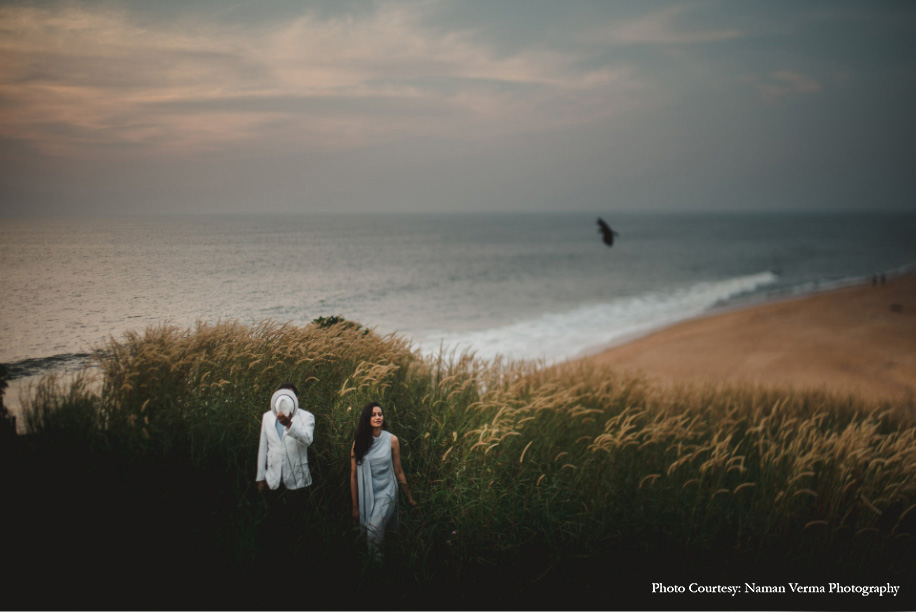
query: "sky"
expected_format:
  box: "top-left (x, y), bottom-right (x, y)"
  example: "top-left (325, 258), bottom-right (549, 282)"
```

top-left (0, 0), bottom-right (915, 215)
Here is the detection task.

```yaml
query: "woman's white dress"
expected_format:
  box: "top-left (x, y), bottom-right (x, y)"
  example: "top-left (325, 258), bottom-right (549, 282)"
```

top-left (357, 430), bottom-right (399, 553)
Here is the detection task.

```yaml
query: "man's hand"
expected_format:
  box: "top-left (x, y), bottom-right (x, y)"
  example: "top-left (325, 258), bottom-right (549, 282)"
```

top-left (276, 411), bottom-right (292, 428)
top-left (352, 507), bottom-right (359, 522)
top-left (257, 481), bottom-right (268, 492)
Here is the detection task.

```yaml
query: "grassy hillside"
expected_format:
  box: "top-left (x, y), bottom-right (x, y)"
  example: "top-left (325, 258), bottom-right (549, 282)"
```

top-left (5, 319), bottom-right (915, 609)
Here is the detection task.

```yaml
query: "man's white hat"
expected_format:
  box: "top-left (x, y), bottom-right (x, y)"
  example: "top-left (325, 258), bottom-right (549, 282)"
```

top-left (271, 388), bottom-right (299, 417)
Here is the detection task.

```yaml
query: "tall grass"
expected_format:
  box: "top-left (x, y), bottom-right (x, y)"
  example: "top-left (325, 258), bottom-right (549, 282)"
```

top-left (10, 318), bottom-right (916, 607)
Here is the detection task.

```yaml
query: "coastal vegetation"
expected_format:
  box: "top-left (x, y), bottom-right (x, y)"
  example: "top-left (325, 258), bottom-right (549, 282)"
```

top-left (6, 319), bottom-right (915, 608)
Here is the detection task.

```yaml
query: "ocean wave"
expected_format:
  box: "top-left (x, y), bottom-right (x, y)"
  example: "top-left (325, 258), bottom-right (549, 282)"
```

top-left (745, 262), bottom-right (916, 304)
top-left (417, 271), bottom-right (779, 363)
top-left (1, 352), bottom-right (94, 380)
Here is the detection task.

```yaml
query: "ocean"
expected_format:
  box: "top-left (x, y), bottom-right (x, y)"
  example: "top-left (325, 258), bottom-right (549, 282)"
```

top-left (2, 211), bottom-right (915, 402)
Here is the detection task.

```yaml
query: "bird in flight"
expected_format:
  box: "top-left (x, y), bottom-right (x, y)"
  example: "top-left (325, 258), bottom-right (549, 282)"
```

top-left (596, 217), bottom-right (619, 247)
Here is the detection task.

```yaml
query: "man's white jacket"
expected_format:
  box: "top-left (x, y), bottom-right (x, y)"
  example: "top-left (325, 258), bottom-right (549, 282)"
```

top-left (256, 408), bottom-right (315, 490)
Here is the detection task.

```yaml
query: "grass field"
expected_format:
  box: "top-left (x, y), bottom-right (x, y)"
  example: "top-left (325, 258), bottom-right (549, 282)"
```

top-left (4, 318), bottom-right (915, 609)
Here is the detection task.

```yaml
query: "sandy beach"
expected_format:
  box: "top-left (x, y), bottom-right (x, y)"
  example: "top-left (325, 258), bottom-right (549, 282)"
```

top-left (588, 274), bottom-right (916, 403)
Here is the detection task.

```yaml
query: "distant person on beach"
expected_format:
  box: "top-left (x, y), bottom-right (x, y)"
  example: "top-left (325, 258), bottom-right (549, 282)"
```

top-left (256, 384), bottom-right (315, 491)
top-left (350, 401), bottom-right (417, 559)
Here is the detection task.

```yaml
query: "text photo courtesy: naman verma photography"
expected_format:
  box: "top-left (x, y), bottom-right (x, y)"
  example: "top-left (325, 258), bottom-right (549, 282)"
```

top-left (2, 1), bottom-right (916, 610)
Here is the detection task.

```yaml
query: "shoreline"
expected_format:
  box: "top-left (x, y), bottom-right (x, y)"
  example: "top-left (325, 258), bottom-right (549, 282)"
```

top-left (583, 274), bottom-right (916, 403)
top-left (574, 268), bottom-right (916, 360)
top-left (5, 273), bottom-right (915, 428)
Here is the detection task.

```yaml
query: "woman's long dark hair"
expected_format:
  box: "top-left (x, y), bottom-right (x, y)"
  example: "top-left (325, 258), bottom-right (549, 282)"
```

top-left (353, 401), bottom-right (387, 464)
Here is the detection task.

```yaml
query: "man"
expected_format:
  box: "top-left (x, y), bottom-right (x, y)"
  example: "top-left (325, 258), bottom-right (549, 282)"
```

top-left (256, 383), bottom-right (315, 491)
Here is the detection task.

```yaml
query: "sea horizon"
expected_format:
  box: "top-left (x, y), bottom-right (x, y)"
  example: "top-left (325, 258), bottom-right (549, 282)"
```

top-left (2, 210), bottom-right (915, 384)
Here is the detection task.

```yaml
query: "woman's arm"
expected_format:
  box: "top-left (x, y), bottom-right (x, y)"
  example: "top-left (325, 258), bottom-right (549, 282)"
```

top-left (350, 442), bottom-right (359, 521)
top-left (391, 435), bottom-right (417, 506)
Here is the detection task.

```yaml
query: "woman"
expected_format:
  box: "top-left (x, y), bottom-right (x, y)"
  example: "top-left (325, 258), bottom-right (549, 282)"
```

top-left (350, 401), bottom-right (416, 558)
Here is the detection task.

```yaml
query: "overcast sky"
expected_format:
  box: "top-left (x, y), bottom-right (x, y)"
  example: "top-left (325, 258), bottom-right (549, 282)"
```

top-left (1, 0), bottom-right (914, 215)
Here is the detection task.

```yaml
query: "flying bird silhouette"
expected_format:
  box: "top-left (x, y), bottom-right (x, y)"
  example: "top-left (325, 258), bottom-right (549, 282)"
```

top-left (596, 217), bottom-right (619, 247)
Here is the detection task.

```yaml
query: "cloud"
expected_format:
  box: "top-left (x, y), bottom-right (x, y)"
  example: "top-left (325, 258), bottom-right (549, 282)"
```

top-left (752, 69), bottom-right (822, 102)
top-left (584, 4), bottom-right (741, 46)
top-left (0, 3), bottom-right (643, 161)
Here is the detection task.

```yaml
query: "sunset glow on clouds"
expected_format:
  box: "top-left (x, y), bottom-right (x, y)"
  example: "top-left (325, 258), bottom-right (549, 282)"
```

top-left (0, 1), bottom-right (913, 214)
top-left (0, 3), bottom-right (640, 158)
